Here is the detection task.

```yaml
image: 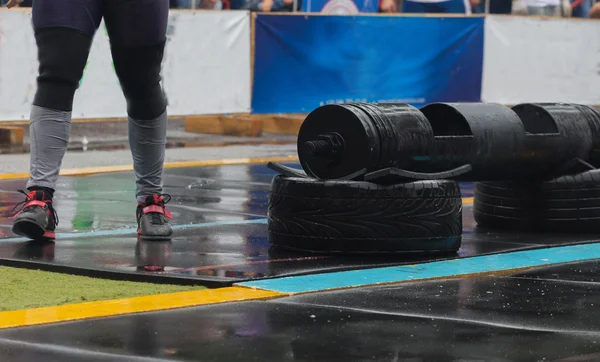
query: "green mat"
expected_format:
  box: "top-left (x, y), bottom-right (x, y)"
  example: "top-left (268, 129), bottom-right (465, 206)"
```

top-left (0, 266), bottom-right (203, 312)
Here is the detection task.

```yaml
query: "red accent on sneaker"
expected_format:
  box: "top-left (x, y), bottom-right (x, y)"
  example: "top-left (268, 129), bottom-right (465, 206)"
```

top-left (143, 265), bottom-right (164, 272)
top-left (10, 199), bottom-right (48, 219)
top-left (28, 190), bottom-right (52, 203)
top-left (43, 231), bottom-right (56, 239)
top-left (142, 204), bottom-right (173, 220)
top-left (26, 200), bottom-right (48, 208)
top-left (143, 205), bottom-right (165, 215)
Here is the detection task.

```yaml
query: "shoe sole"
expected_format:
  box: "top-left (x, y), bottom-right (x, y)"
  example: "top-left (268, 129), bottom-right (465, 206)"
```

top-left (138, 234), bottom-right (173, 242)
top-left (12, 218), bottom-right (55, 241)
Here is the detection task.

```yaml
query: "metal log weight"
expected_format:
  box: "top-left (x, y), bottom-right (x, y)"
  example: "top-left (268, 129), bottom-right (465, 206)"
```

top-left (292, 102), bottom-right (600, 182)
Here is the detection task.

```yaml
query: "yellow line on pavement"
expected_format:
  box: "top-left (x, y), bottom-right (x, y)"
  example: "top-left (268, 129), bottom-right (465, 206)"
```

top-left (0, 287), bottom-right (286, 330)
top-left (0, 155), bottom-right (299, 180)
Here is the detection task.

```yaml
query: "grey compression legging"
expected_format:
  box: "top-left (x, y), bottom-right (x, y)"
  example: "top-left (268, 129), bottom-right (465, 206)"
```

top-left (26, 0), bottom-right (169, 203)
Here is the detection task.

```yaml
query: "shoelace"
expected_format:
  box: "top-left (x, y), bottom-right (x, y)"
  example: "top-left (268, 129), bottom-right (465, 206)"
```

top-left (10, 190), bottom-right (59, 227)
top-left (138, 194), bottom-right (172, 225)
top-left (152, 194), bottom-right (172, 224)
top-left (157, 194), bottom-right (172, 204)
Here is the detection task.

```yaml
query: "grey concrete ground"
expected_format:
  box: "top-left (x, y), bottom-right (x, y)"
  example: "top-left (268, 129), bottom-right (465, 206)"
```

top-left (0, 143), bottom-right (298, 174)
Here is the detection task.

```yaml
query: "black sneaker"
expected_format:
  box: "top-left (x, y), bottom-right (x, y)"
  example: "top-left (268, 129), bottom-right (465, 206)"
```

top-left (11, 190), bottom-right (58, 241)
top-left (136, 194), bottom-right (173, 241)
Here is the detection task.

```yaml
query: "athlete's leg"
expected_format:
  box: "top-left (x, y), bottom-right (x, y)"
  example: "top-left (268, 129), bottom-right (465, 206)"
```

top-left (12, 0), bottom-right (102, 240)
top-left (103, 0), bottom-right (172, 240)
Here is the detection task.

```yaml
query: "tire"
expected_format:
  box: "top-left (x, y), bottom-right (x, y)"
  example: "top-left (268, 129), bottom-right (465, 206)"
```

top-left (267, 175), bottom-right (463, 254)
top-left (474, 169), bottom-right (600, 232)
top-left (473, 181), bottom-right (537, 231)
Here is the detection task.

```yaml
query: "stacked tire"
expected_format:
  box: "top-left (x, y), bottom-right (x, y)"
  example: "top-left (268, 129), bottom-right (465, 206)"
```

top-left (267, 175), bottom-right (463, 254)
top-left (266, 100), bottom-right (600, 253)
top-left (474, 170), bottom-right (600, 233)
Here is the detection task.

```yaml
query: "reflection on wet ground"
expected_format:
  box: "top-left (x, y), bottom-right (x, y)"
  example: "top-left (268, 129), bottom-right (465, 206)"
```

top-left (2, 259), bottom-right (600, 361)
top-left (1, 163), bottom-right (599, 286)
top-left (2, 162), bottom-right (600, 361)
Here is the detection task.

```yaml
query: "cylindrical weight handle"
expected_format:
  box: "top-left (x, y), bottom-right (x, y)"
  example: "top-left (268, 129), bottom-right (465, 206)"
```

top-left (301, 140), bottom-right (332, 158)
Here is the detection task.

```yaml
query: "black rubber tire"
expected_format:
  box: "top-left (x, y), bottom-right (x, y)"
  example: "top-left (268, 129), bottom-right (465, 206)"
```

top-left (474, 169), bottom-right (600, 232)
top-left (473, 181), bottom-right (537, 231)
top-left (267, 175), bottom-right (463, 254)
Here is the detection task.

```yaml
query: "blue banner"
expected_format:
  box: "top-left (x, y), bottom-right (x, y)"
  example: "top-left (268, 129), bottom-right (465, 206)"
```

top-left (252, 15), bottom-right (484, 114)
top-left (300, 0), bottom-right (379, 12)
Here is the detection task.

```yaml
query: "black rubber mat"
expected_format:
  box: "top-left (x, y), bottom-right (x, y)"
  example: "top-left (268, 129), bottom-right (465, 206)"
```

top-left (1, 163), bottom-right (598, 287)
top-left (2, 259), bottom-right (600, 361)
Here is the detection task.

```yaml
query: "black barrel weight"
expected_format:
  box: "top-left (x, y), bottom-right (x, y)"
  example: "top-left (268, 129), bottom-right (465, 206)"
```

top-left (292, 102), bottom-right (468, 182)
top-left (292, 101), bottom-right (473, 182)
top-left (288, 102), bottom-right (600, 183)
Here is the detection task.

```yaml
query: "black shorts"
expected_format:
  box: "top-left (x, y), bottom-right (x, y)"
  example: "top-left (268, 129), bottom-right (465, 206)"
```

top-left (32, 0), bottom-right (169, 46)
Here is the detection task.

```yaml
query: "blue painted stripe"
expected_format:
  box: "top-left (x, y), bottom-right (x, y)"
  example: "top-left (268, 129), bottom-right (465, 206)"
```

top-left (236, 242), bottom-right (600, 293)
top-left (0, 218), bottom-right (268, 243)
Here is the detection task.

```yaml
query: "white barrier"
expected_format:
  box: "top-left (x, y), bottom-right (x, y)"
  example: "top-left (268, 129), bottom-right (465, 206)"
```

top-left (0, 9), bottom-right (251, 122)
top-left (2, 11), bottom-right (598, 123)
top-left (482, 15), bottom-right (600, 105)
